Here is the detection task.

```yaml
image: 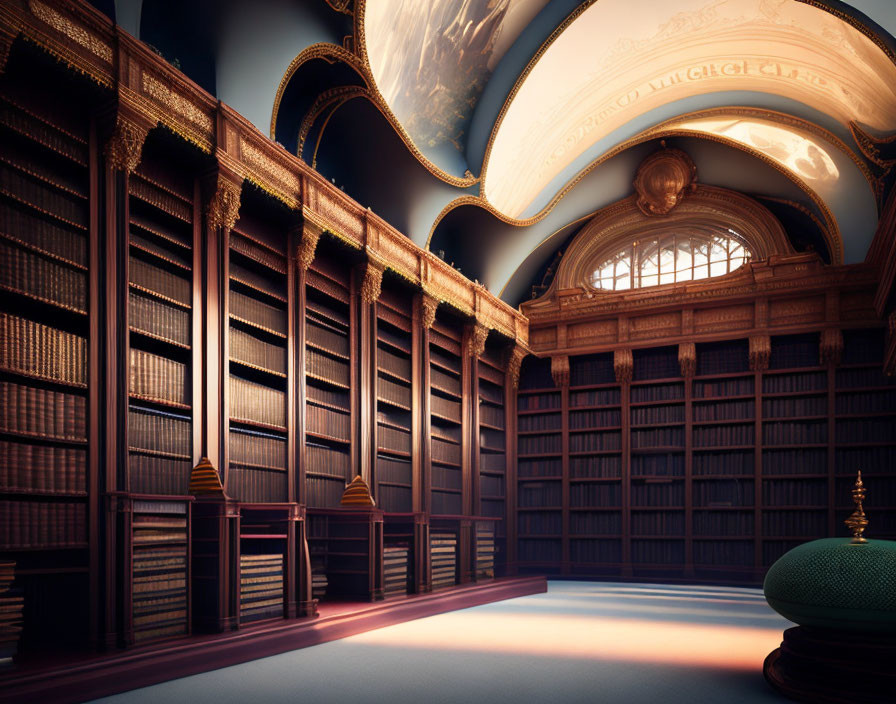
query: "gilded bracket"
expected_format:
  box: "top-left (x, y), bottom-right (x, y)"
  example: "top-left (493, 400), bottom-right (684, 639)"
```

top-left (614, 348), bottom-right (633, 384)
top-left (104, 113), bottom-right (149, 173)
top-left (819, 328), bottom-right (843, 366)
top-left (466, 322), bottom-right (489, 359)
top-left (360, 260), bottom-right (384, 304)
top-left (678, 342), bottom-right (696, 378)
top-left (749, 335), bottom-right (771, 372)
top-left (206, 174), bottom-right (242, 234)
top-left (551, 355), bottom-right (570, 388)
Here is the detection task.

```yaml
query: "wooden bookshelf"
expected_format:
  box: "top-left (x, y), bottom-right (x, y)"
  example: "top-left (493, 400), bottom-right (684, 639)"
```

top-left (429, 316), bottom-right (464, 517)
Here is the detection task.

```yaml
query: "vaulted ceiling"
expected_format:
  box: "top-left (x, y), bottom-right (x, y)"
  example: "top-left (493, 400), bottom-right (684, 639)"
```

top-left (95, 0), bottom-right (896, 304)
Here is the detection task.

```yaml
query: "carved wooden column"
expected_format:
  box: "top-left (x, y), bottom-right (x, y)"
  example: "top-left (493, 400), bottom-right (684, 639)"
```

top-left (100, 109), bottom-right (149, 649)
top-left (749, 334), bottom-right (770, 573)
top-left (414, 292), bottom-right (437, 590)
top-left (188, 169), bottom-right (242, 635)
top-left (614, 348), bottom-right (633, 576)
top-left (679, 342), bottom-right (696, 577)
top-left (358, 260), bottom-right (383, 495)
top-left (552, 355), bottom-right (571, 572)
top-left (505, 344), bottom-right (526, 574)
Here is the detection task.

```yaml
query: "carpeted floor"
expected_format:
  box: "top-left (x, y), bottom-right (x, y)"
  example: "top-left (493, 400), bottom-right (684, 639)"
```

top-left (90, 581), bottom-right (793, 704)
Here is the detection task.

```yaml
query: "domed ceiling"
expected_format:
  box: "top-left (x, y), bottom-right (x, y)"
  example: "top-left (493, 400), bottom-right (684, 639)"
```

top-left (100, 0), bottom-right (896, 304)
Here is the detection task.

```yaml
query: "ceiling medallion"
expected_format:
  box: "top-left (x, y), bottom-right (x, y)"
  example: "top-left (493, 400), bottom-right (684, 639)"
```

top-left (633, 144), bottom-right (697, 216)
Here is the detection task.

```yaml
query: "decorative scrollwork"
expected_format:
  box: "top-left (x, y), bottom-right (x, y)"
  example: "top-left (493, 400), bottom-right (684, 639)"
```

top-left (421, 294), bottom-right (439, 329)
top-left (507, 345), bottom-right (527, 390)
top-left (614, 348), bottom-right (633, 384)
top-left (551, 355), bottom-right (570, 387)
top-left (678, 342), bottom-right (696, 378)
top-left (360, 261), bottom-right (383, 304)
top-left (749, 335), bottom-right (771, 371)
top-left (206, 175), bottom-right (242, 233)
top-left (467, 322), bottom-right (489, 359)
top-left (104, 114), bottom-right (148, 173)
top-left (297, 223), bottom-right (322, 272)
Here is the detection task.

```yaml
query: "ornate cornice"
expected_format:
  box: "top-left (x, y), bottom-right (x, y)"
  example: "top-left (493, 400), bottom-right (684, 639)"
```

top-left (104, 113), bottom-right (148, 173)
top-left (206, 174), bottom-right (242, 233)
top-left (421, 294), bottom-right (438, 329)
top-left (467, 322), bottom-right (489, 359)
top-left (614, 349), bottom-right (633, 384)
top-left (749, 335), bottom-right (770, 371)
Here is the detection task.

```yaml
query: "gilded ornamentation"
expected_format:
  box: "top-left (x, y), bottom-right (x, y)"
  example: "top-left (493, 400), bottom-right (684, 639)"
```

top-left (206, 175), bottom-right (242, 233)
top-left (819, 328), bottom-right (844, 366)
top-left (0, 23), bottom-right (18, 75)
top-left (749, 335), bottom-right (771, 371)
top-left (240, 138), bottom-right (300, 206)
top-left (360, 261), bottom-right (383, 304)
top-left (142, 73), bottom-right (214, 134)
top-left (678, 342), bottom-right (696, 378)
top-left (29, 0), bottom-right (113, 62)
top-left (467, 322), bottom-right (489, 359)
top-left (507, 344), bottom-right (527, 390)
top-left (551, 355), bottom-right (570, 387)
top-left (104, 114), bottom-right (148, 173)
top-left (297, 223), bottom-right (322, 272)
top-left (614, 348), bottom-right (633, 384)
top-left (421, 293), bottom-right (439, 329)
top-left (633, 146), bottom-right (697, 216)
top-left (844, 471), bottom-right (868, 543)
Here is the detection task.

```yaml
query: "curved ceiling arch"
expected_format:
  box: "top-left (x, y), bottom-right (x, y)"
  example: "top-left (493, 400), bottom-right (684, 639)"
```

top-left (479, 0), bottom-right (896, 220)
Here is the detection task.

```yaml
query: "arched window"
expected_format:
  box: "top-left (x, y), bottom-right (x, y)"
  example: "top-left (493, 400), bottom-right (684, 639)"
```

top-left (590, 230), bottom-right (751, 291)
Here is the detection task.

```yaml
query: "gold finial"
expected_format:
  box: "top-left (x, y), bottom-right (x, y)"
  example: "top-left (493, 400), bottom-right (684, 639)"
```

top-left (844, 471), bottom-right (868, 544)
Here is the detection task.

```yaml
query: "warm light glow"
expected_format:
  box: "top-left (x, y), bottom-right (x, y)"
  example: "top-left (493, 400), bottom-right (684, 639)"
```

top-left (591, 232), bottom-right (751, 291)
top-left (483, 0), bottom-right (896, 218)
top-left (352, 611), bottom-right (782, 671)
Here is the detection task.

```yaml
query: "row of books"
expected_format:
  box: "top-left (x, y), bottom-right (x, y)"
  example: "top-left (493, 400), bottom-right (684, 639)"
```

top-left (480, 428), bottom-right (505, 451)
top-left (480, 474), bottom-right (504, 497)
top-left (478, 380), bottom-right (504, 405)
top-left (835, 418), bottom-right (893, 443)
top-left (130, 211), bottom-right (190, 250)
top-left (306, 348), bottom-right (349, 387)
top-left (230, 325), bottom-right (286, 375)
top-left (431, 394), bottom-right (461, 421)
top-left (570, 388), bottom-right (621, 407)
top-left (631, 540), bottom-right (685, 564)
top-left (761, 448), bottom-right (825, 475)
top-left (695, 343), bottom-right (749, 376)
top-left (632, 454), bottom-right (684, 476)
top-left (129, 290), bottom-right (190, 346)
top-left (229, 427), bottom-right (287, 471)
top-left (0, 380), bottom-right (86, 441)
top-left (432, 464), bottom-right (462, 491)
top-left (570, 431), bottom-right (621, 452)
top-left (569, 357), bottom-right (614, 387)
top-left (572, 483), bottom-right (622, 506)
top-left (305, 475), bottom-right (346, 508)
top-left (227, 466), bottom-right (287, 503)
top-left (570, 456), bottom-right (621, 478)
top-left (383, 545), bottom-right (409, 598)
top-left (631, 482), bottom-right (684, 506)
top-left (518, 511), bottom-right (561, 534)
top-left (376, 325), bottom-right (408, 354)
top-left (694, 451), bottom-right (754, 475)
top-left (377, 483), bottom-right (412, 512)
top-left (569, 511), bottom-right (622, 535)
top-left (231, 231), bottom-right (286, 275)
top-left (632, 349), bottom-right (680, 381)
top-left (0, 96), bottom-right (88, 165)
top-left (128, 453), bottom-right (191, 495)
top-left (835, 367), bottom-right (896, 390)
top-left (0, 439), bottom-right (85, 494)
top-left (480, 497), bottom-right (505, 519)
top-left (0, 313), bottom-right (86, 385)
top-left (835, 390), bottom-right (896, 414)
top-left (306, 443), bottom-right (349, 477)
top-left (129, 255), bottom-right (190, 307)
top-left (0, 239), bottom-right (86, 312)
top-left (476, 531), bottom-right (495, 579)
top-left (0, 560), bottom-right (23, 665)
top-left (231, 289), bottom-right (286, 336)
top-left (378, 346), bottom-right (410, 381)
top-left (571, 408), bottom-right (621, 428)
top-left (694, 399), bottom-right (754, 421)
top-left (693, 510), bottom-right (754, 536)
top-left (693, 424), bottom-right (754, 447)
top-left (768, 336), bottom-right (819, 370)
top-left (130, 175), bottom-right (192, 223)
top-left (307, 383), bottom-right (349, 410)
top-left (479, 451), bottom-right (506, 472)
top-left (0, 164), bottom-right (87, 228)
top-left (631, 404), bottom-right (684, 425)
top-left (518, 538), bottom-right (561, 562)
top-left (131, 231), bottom-right (190, 270)
top-left (431, 491), bottom-right (462, 515)
top-left (518, 414), bottom-right (561, 432)
top-left (519, 481), bottom-right (561, 507)
top-left (240, 554), bottom-right (284, 622)
top-left (518, 435), bottom-right (561, 455)
top-left (762, 421), bottom-right (827, 445)
top-left (308, 319), bottom-right (348, 358)
top-left (132, 540), bottom-right (188, 642)
top-left (518, 458), bottom-right (561, 478)
top-left (569, 538), bottom-right (620, 564)
top-left (307, 402), bottom-right (350, 442)
top-left (431, 367), bottom-right (460, 397)
top-left (130, 347), bottom-right (186, 405)
top-left (694, 378), bottom-right (754, 398)
top-left (630, 383), bottom-right (684, 403)
top-left (762, 510), bottom-right (827, 536)
top-left (694, 479), bottom-right (753, 507)
top-left (762, 479), bottom-right (827, 505)
top-left (128, 406), bottom-right (190, 456)
top-left (230, 263), bottom-right (285, 304)
top-left (429, 346), bottom-right (460, 373)
top-left (0, 499), bottom-right (86, 548)
top-left (517, 392), bottom-right (561, 411)
top-left (380, 424), bottom-right (411, 454)
top-left (631, 427), bottom-right (684, 448)
top-left (479, 404), bottom-right (505, 428)
top-left (0, 204), bottom-right (86, 267)
top-left (230, 375), bottom-right (286, 428)
top-left (632, 511), bottom-right (685, 535)
top-left (694, 541), bottom-right (753, 566)
top-left (763, 396), bottom-right (826, 418)
top-left (762, 372), bottom-right (826, 394)
top-left (379, 376), bottom-right (411, 409)
top-left (430, 533), bottom-right (457, 589)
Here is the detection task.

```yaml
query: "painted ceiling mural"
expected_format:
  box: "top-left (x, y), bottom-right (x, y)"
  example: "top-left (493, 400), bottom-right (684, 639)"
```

top-left (100, 0), bottom-right (896, 304)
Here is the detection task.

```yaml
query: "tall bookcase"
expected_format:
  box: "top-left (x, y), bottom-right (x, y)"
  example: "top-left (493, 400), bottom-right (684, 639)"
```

top-left (477, 340), bottom-right (507, 570)
top-left (429, 317), bottom-right (464, 517)
top-left (0, 67), bottom-right (92, 651)
top-left (375, 282), bottom-right (413, 512)
top-left (515, 328), bottom-right (896, 582)
top-left (304, 250), bottom-right (352, 508)
top-left (227, 200), bottom-right (290, 503)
